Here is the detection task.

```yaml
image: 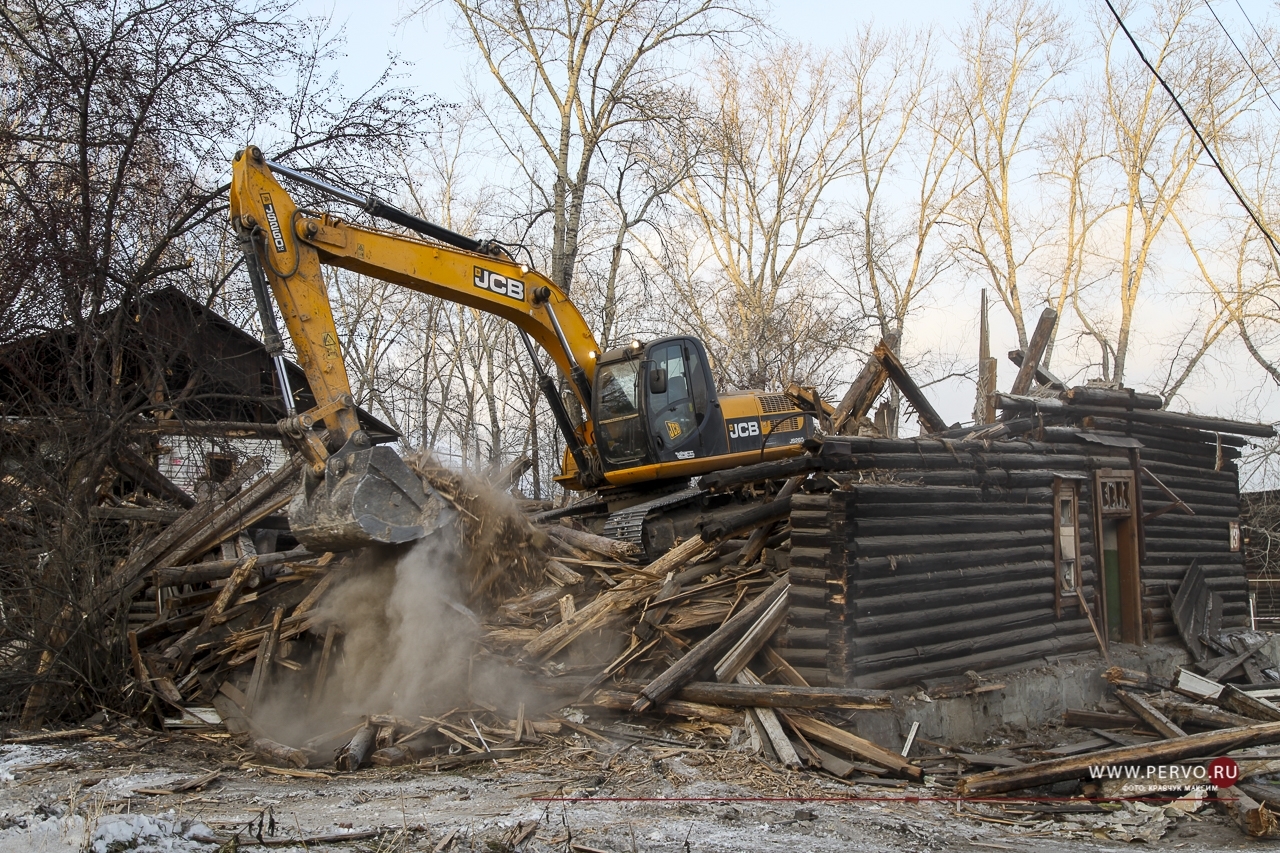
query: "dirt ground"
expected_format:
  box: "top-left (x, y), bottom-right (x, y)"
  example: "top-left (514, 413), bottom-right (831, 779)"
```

top-left (0, 721), bottom-right (1259, 853)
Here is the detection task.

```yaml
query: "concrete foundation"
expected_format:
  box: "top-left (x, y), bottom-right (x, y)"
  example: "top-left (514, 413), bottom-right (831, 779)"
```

top-left (844, 641), bottom-right (1192, 749)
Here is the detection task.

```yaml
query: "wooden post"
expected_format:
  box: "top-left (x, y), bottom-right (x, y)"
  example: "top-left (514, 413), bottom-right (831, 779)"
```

top-left (975, 290), bottom-right (998, 425)
top-left (832, 333), bottom-right (899, 434)
top-left (1009, 307), bottom-right (1058, 396)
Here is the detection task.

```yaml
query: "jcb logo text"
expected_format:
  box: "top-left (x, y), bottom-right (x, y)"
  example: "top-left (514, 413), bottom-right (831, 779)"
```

top-left (728, 420), bottom-right (760, 439)
top-left (474, 267), bottom-right (524, 301)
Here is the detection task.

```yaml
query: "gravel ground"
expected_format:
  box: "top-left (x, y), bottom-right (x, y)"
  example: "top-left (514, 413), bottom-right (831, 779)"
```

top-left (0, 730), bottom-right (1256, 852)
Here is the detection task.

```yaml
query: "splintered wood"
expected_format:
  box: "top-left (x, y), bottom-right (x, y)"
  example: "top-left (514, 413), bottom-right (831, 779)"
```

top-left (82, 452), bottom-right (934, 788)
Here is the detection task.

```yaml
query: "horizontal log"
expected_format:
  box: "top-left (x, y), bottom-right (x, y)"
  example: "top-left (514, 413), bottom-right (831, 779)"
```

top-left (847, 593), bottom-right (1055, 636)
top-left (1065, 386), bottom-right (1163, 409)
top-left (851, 559), bottom-right (1057, 598)
top-left (699, 455), bottom-right (824, 491)
top-left (1085, 416), bottom-right (1251, 447)
top-left (957, 721), bottom-right (1280, 796)
top-left (821, 436), bottom-right (1059, 456)
top-left (852, 529), bottom-right (1053, 559)
top-left (1138, 456), bottom-right (1240, 483)
top-left (851, 622), bottom-right (1067, 673)
top-left (848, 575), bottom-right (1055, 619)
top-left (837, 497), bottom-right (1056, 518)
top-left (675, 682), bottom-right (891, 708)
top-left (833, 452), bottom-right (1095, 472)
top-left (700, 497), bottom-right (793, 542)
top-left (152, 548), bottom-right (314, 586)
top-left (842, 606), bottom-right (1071, 658)
top-left (851, 634), bottom-right (1100, 690)
top-left (847, 515), bottom-right (1051, 538)
top-left (996, 395), bottom-right (1276, 438)
top-left (848, 544), bottom-right (1058, 578)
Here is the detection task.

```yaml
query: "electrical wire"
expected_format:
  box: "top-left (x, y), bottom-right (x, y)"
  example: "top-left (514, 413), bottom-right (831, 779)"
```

top-left (1103, 0), bottom-right (1280, 260)
top-left (1204, 1), bottom-right (1280, 119)
top-left (1234, 0), bottom-right (1280, 82)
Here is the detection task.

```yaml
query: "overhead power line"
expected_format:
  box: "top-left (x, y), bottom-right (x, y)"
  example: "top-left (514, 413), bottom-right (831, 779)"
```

top-left (1102, 0), bottom-right (1280, 260)
top-left (1204, 1), bottom-right (1280, 119)
top-left (1233, 0), bottom-right (1280, 83)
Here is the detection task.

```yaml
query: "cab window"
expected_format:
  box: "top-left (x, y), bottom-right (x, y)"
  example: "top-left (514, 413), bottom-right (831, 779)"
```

top-left (594, 358), bottom-right (647, 465)
top-left (648, 343), bottom-right (696, 448)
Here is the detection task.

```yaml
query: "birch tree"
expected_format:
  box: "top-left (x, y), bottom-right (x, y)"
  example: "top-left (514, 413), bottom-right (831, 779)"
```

top-left (663, 43), bottom-right (863, 393)
top-left (432, 0), bottom-right (750, 297)
top-left (951, 0), bottom-right (1073, 349)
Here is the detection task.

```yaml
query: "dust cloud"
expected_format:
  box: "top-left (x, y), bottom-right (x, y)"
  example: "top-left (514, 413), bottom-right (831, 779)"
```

top-left (251, 464), bottom-right (543, 748)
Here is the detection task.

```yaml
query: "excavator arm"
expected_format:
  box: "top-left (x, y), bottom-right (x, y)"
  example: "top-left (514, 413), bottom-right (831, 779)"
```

top-left (229, 146), bottom-right (605, 548)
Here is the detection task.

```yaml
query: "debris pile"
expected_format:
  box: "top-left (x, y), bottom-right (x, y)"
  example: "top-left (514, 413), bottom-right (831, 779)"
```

top-left (13, 443), bottom-right (1280, 845)
top-left (91, 453), bottom-right (920, 783)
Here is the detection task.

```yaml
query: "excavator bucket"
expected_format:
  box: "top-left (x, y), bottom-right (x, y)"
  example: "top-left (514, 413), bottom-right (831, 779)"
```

top-left (289, 441), bottom-right (441, 552)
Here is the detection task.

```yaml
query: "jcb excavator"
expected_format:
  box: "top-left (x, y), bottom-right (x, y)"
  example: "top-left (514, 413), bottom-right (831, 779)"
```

top-left (229, 146), bottom-right (814, 553)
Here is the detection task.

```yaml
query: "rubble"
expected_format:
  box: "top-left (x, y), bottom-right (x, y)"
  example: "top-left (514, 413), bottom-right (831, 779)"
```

top-left (8, 413), bottom-right (1280, 846)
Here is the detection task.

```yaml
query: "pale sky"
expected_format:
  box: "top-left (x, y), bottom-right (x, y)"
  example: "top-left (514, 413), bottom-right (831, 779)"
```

top-left (292, 1), bottom-right (1280, 459)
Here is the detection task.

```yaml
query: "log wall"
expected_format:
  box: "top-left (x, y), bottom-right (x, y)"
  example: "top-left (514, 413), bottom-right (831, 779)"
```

top-left (779, 425), bottom-right (1249, 690)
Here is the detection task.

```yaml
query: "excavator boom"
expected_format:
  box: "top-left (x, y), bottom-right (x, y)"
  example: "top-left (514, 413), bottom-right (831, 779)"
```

top-left (231, 146), bottom-right (815, 554)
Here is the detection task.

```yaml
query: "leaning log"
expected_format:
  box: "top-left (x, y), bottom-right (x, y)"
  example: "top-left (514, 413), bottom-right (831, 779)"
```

top-left (831, 333), bottom-right (897, 434)
top-left (631, 575), bottom-right (790, 713)
top-left (335, 723), bottom-right (376, 771)
top-left (956, 721), bottom-right (1280, 796)
top-left (1009, 308), bottom-right (1058, 396)
top-left (875, 342), bottom-right (947, 434)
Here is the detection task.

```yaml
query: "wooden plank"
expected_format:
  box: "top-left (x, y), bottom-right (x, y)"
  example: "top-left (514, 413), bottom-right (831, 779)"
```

top-left (1115, 689), bottom-right (1186, 739)
top-left (674, 682), bottom-right (891, 709)
top-left (957, 721), bottom-right (1280, 796)
top-left (785, 714), bottom-right (924, 782)
top-left (310, 624), bottom-right (336, 710)
top-left (737, 671), bottom-right (800, 770)
top-left (244, 607), bottom-right (284, 715)
top-left (1221, 685), bottom-right (1280, 722)
top-left (1009, 308), bottom-right (1058, 396)
top-left (713, 589), bottom-right (789, 682)
top-left (1062, 709), bottom-right (1141, 729)
top-left (632, 576), bottom-right (790, 713)
top-left (1170, 562), bottom-right (1209, 662)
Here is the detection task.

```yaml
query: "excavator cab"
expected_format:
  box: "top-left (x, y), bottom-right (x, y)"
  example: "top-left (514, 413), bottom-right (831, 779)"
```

top-left (584, 336), bottom-right (814, 489)
top-left (593, 337), bottom-right (721, 469)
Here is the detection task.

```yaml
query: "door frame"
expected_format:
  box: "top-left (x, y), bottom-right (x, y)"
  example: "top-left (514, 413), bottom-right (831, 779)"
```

top-left (1093, 468), bottom-right (1143, 645)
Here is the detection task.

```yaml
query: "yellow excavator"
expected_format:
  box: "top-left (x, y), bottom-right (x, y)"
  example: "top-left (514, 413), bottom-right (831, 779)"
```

top-left (229, 146), bottom-right (814, 552)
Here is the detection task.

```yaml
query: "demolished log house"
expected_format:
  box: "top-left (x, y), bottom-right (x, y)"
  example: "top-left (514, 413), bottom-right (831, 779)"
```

top-left (748, 384), bottom-right (1272, 690)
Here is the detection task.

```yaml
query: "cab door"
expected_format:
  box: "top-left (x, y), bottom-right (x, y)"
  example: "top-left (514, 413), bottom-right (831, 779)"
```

top-left (645, 338), bottom-right (725, 463)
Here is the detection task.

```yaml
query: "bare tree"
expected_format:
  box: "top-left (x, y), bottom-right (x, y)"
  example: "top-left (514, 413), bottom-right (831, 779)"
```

top-left (661, 42), bottom-right (864, 393)
top-left (430, 0), bottom-right (751, 296)
top-left (841, 24), bottom-right (967, 342)
top-left (1081, 0), bottom-right (1251, 384)
top-left (0, 0), bottom-right (435, 719)
top-left (950, 0), bottom-right (1074, 349)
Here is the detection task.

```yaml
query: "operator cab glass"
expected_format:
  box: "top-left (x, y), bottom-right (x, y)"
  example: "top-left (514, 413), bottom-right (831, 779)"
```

top-left (593, 356), bottom-right (648, 466)
top-left (647, 341), bottom-right (702, 455)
